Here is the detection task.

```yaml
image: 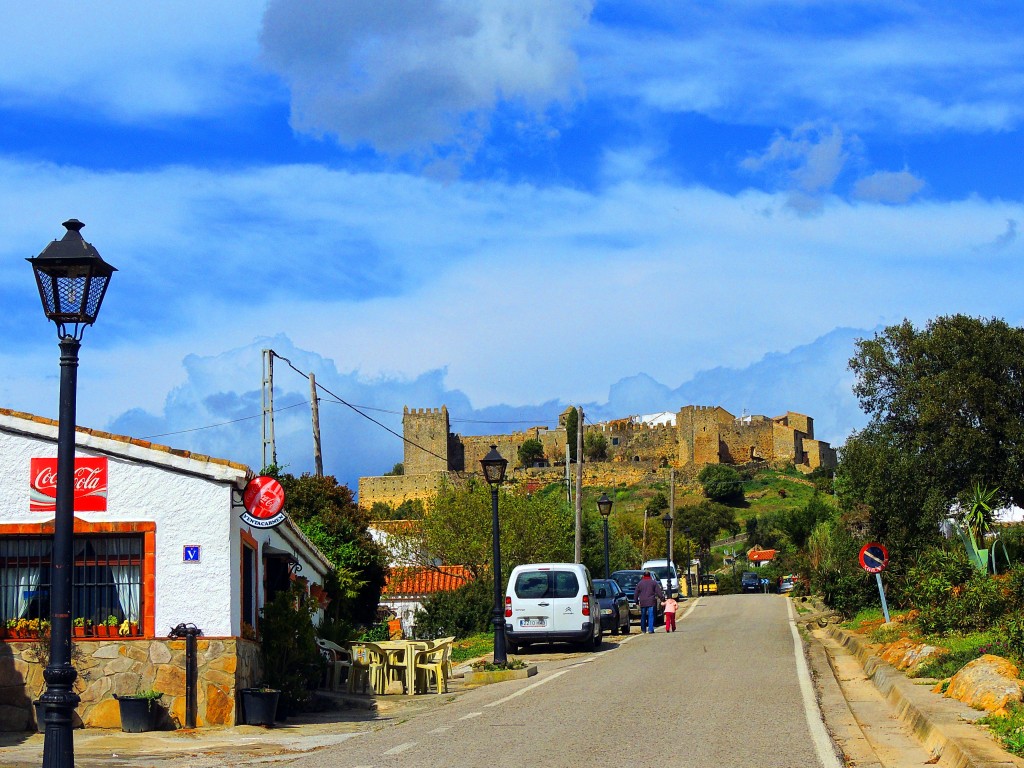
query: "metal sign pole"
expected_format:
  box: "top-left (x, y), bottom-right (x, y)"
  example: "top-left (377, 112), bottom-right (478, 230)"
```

top-left (874, 572), bottom-right (890, 623)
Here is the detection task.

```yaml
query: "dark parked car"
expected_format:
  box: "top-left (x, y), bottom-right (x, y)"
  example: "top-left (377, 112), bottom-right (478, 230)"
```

top-left (610, 569), bottom-right (663, 624)
top-left (593, 578), bottom-right (631, 635)
top-left (741, 571), bottom-right (761, 593)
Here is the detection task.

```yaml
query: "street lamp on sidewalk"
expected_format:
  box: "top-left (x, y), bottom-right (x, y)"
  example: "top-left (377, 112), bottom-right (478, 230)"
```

top-left (480, 445), bottom-right (509, 665)
top-left (28, 219), bottom-right (116, 768)
top-left (597, 493), bottom-right (613, 579)
top-left (661, 513), bottom-right (673, 597)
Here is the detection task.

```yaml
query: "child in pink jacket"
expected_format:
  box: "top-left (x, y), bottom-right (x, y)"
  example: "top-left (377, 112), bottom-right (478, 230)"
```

top-left (663, 595), bottom-right (678, 632)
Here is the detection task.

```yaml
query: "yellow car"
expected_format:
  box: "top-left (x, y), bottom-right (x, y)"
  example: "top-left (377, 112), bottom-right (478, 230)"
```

top-left (700, 574), bottom-right (718, 594)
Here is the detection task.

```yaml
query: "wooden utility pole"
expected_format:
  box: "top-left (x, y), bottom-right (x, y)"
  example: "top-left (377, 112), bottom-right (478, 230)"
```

top-left (310, 372), bottom-right (323, 477)
top-left (669, 467), bottom-right (675, 565)
top-left (574, 406), bottom-right (584, 563)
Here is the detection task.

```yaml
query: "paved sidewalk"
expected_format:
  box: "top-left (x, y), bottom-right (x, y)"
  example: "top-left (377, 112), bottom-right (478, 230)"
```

top-left (0, 677), bottom-right (474, 768)
top-left (803, 609), bottom-right (1024, 768)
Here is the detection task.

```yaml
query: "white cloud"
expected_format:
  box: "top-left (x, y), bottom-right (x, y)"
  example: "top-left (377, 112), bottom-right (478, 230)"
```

top-left (0, 2), bottom-right (265, 119)
top-left (584, 5), bottom-right (1024, 134)
top-left (259, 0), bottom-right (593, 154)
top-left (853, 169), bottom-right (925, 204)
top-left (741, 124), bottom-right (850, 211)
top-left (2, 154), bottom-right (1023, 435)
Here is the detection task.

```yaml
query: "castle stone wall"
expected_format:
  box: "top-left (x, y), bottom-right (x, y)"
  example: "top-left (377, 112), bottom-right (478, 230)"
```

top-left (358, 472), bottom-right (447, 510)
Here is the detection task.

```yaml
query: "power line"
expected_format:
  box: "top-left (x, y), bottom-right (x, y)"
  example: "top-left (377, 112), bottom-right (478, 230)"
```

top-left (139, 401), bottom-right (307, 440)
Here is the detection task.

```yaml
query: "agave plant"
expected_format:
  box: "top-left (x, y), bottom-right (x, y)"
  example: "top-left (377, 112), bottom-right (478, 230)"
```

top-left (962, 482), bottom-right (999, 541)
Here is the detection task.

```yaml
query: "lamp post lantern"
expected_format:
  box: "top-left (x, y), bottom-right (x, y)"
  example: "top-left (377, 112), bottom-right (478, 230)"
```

top-left (28, 219), bottom-right (116, 768)
top-left (597, 493), bottom-right (613, 579)
top-left (683, 527), bottom-right (692, 598)
top-left (480, 445), bottom-right (509, 666)
top-left (661, 513), bottom-right (673, 597)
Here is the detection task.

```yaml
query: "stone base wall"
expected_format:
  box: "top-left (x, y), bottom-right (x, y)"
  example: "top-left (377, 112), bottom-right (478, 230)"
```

top-left (0, 637), bottom-right (263, 731)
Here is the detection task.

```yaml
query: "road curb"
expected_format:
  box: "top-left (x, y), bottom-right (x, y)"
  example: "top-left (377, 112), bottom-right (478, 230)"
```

top-left (823, 625), bottom-right (1024, 768)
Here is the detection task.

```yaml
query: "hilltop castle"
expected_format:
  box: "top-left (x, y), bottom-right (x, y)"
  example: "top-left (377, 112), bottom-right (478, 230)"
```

top-left (357, 404), bottom-right (836, 510)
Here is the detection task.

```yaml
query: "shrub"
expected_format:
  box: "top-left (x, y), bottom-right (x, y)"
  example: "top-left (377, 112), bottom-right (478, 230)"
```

top-left (698, 465), bottom-right (744, 502)
top-left (980, 703), bottom-right (1024, 756)
top-left (259, 581), bottom-right (324, 711)
top-left (909, 547), bottom-right (1007, 634)
top-left (414, 576), bottom-right (494, 639)
top-left (1001, 612), bottom-right (1024, 662)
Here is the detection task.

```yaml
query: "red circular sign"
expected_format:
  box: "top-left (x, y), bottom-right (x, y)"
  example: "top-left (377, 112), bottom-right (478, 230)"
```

top-left (242, 476), bottom-right (286, 520)
top-left (859, 542), bottom-right (889, 574)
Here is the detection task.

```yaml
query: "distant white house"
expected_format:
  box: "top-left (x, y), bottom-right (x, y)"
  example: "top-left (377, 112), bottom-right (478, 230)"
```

top-left (637, 412), bottom-right (676, 427)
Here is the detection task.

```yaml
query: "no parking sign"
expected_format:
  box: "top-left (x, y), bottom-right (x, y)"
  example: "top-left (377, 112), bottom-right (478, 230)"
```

top-left (859, 541), bottom-right (891, 623)
top-left (858, 542), bottom-right (889, 574)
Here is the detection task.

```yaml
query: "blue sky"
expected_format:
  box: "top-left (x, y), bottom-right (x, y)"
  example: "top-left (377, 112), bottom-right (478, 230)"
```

top-left (2, 2), bottom-right (1022, 488)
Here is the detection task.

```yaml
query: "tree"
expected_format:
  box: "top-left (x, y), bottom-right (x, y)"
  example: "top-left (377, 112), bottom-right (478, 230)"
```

top-left (270, 470), bottom-right (389, 629)
top-left (517, 438), bottom-right (545, 468)
top-left (418, 480), bottom-right (573, 581)
top-left (564, 408), bottom-right (579, 463)
top-left (698, 465), bottom-right (744, 502)
top-left (842, 315), bottom-right (1024, 555)
top-left (384, 462), bottom-right (404, 476)
top-left (674, 501), bottom-right (736, 552)
top-left (584, 432), bottom-right (608, 461)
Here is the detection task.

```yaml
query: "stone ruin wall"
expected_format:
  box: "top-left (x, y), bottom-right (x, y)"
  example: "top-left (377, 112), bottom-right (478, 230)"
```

top-left (358, 471), bottom-right (447, 511)
top-left (0, 636), bottom-right (262, 731)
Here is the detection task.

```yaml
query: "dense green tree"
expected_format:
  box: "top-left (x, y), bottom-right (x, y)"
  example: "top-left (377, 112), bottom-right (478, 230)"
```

top-left (517, 438), bottom-right (545, 468)
top-left (564, 408), bottom-right (579, 463)
top-left (841, 314), bottom-right (1024, 556)
top-left (698, 465), bottom-right (744, 502)
top-left (269, 470), bottom-right (389, 629)
top-left (418, 480), bottom-right (573, 581)
top-left (384, 462), bottom-right (404, 476)
top-left (583, 432), bottom-right (608, 461)
top-left (779, 493), bottom-right (837, 549)
top-left (674, 501), bottom-right (736, 552)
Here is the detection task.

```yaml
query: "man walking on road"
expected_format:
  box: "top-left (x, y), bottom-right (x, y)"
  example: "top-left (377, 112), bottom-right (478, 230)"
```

top-left (634, 570), bottom-right (664, 633)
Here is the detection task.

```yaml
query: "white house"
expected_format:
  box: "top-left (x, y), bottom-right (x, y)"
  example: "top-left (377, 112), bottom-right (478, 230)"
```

top-left (0, 408), bottom-right (332, 730)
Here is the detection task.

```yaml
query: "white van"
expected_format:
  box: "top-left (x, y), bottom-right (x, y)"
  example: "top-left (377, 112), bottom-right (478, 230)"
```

top-left (504, 563), bottom-right (602, 653)
top-left (641, 559), bottom-right (679, 597)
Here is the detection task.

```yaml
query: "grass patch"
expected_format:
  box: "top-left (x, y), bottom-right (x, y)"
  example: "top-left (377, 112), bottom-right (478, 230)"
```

top-left (981, 704), bottom-right (1024, 756)
top-left (909, 632), bottom-right (1003, 679)
top-left (451, 633), bottom-right (494, 664)
top-left (845, 607), bottom-right (888, 630)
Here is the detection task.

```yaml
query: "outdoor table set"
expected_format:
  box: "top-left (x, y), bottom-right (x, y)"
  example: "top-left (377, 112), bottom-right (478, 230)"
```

top-left (346, 637), bottom-right (454, 695)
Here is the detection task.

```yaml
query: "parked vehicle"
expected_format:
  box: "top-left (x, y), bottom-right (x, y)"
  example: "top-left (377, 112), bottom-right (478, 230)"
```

top-left (740, 571), bottom-right (761, 593)
top-left (700, 574), bottom-right (718, 594)
top-left (593, 579), bottom-right (631, 635)
top-left (610, 569), bottom-right (663, 624)
top-left (504, 563), bottom-right (603, 652)
top-left (641, 558), bottom-right (679, 597)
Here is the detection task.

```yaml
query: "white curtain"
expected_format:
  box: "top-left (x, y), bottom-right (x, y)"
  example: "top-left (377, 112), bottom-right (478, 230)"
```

top-left (110, 564), bottom-right (140, 622)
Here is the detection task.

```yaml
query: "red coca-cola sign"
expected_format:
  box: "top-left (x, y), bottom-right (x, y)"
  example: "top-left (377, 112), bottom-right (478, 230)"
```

top-left (240, 476), bottom-right (287, 529)
top-left (30, 457), bottom-right (108, 513)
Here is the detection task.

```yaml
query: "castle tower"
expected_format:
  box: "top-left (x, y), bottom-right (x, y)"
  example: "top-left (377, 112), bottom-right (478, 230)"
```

top-left (403, 406), bottom-right (451, 474)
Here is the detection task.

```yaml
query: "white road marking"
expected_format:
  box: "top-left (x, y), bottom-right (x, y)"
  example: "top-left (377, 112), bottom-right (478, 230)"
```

top-left (428, 725), bottom-right (453, 733)
top-left (484, 668), bottom-right (572, 707)
top-left (788, 599), bottom-right (843, 768)
top-left (458, 712), bottom-right (483, 720)
top-left (382, 742), bottom-right (417, 755)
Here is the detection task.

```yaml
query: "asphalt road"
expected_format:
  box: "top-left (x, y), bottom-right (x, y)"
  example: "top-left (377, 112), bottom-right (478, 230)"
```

top-left (292, 594), bottom-right (840, 768)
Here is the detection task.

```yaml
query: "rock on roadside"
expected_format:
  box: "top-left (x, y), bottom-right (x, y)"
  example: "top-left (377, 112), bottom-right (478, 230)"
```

top-left (937, 654), bottom-right (1024, 716)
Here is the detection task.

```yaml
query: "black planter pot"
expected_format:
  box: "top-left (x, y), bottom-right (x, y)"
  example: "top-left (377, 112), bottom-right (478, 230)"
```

top-left (240, 688), bottom-right (280, 726)
top-left (115, 695), bottom-right (158, 733)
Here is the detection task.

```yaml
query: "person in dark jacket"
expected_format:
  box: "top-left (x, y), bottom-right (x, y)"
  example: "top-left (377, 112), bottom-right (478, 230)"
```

top-left (633, 570), bottom-right (664, 633)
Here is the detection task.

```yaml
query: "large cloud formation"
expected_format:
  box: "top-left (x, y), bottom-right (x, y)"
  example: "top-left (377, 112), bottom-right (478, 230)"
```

top-left (260, 0), bottom-right (593, 154)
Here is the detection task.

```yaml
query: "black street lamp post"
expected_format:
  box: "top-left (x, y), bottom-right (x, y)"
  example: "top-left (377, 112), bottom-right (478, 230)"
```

top-left (661, 514), bottom-right (673, 597)
top-left (597, 493), bottom-right (613, 579)
top-left (480, 445), bottom-right (509, 666)
top-left (28, 220), bottom-right (115, 768)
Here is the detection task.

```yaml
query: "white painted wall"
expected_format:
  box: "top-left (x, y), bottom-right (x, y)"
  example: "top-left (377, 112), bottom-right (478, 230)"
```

top-left (0, 413), bottom-right (330, 638)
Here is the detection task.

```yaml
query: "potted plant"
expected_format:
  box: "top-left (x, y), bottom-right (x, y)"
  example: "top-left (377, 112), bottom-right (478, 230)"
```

top-left (96, 615), bottom-right (119, 638)
top-left (114, 689), bottom-right (162, 732)
top-left (72, 617), bottom-right (90, 638)
top-left (239, 686), bottom-right (281, 726)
